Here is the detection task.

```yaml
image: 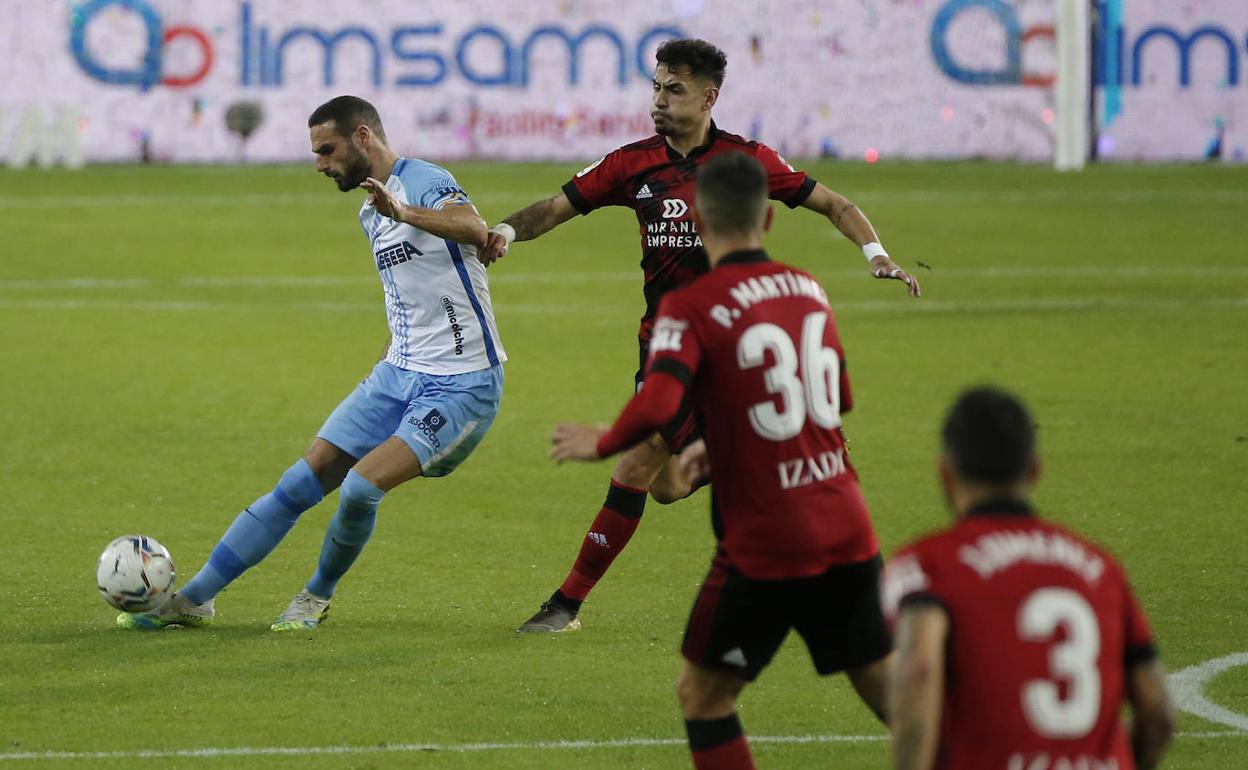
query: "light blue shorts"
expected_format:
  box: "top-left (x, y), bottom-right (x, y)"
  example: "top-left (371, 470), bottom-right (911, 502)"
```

top-left (318, 362), bottom-right (503, 478)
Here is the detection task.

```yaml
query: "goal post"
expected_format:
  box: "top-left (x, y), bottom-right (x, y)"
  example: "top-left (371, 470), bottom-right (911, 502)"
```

top-left (1055, 0), bottom-right (1091, 170)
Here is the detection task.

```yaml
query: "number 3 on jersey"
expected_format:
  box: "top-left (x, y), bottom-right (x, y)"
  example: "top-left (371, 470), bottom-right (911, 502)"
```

top-left (1019, 587), bottom-right (1102, 739)
top-left (738, 311), bottom-right (841, 441)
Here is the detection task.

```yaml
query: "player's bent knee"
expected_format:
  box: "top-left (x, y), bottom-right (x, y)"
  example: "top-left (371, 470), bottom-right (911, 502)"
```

top-left (649, 468), bottom-right (694, 505)
top-left (676, 666), bottom-right (742, 719)
top-left (304, 439), bottom-right (355, 492)
top-left (612, 439), bottom-right (672, 489)
top-left (338, 469), bottom-right (384, 514)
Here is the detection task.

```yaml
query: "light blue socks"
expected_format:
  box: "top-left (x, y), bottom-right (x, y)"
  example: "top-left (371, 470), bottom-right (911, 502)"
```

top-left (181, 459), bottom-right (324, 605)
top-left (305, 469), bottom-right (383, 598)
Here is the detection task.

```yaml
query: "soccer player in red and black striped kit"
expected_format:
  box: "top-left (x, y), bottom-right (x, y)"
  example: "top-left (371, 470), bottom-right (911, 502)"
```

top-left (480, 38), bottom-right (920, 633)
top-left (882, 387), bottom-right (1175, 770)
top-left (551, 152), bottom-right (892, 770)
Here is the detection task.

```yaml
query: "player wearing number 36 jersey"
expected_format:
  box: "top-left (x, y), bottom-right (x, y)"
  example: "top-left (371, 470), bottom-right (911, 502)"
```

top-left (882, 388), bottom-right (1175, 770)
top-left (551, 152), bottom-right (891, 770)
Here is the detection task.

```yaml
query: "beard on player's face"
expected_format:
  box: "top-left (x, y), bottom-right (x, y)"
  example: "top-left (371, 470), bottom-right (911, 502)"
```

top-left (332, 148), bottom-right (370, 191)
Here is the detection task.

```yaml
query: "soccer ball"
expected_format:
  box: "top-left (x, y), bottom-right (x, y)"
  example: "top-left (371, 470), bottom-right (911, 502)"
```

top-left (96, 535), bottom-right (176, 612)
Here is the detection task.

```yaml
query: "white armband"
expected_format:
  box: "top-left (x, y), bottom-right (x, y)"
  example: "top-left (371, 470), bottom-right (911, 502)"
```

top-left (490, 223), bottom-right (516, 246)
top-left (861, 241), bottom-right (888, 262)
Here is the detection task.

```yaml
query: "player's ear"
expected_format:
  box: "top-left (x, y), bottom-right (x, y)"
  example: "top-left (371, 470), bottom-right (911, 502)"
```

top-left (1024, 456), bottom-right (1041, 486)
top-left (354, 123), bottom-right (372, 148)
top-left (762, 205), bottom-right (774, 233)
top-left (703, 86), bottom-right (719, 111)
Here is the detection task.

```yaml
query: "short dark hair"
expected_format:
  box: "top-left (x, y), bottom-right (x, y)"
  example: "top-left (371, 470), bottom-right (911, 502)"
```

top-left (308, 95), bottom-right (387, 142)
top-left (696, 152), bottom-right (768, 237)
top-left (655, 39), bottom-right (727, 87)
top-left (942, 386), bottom-right (1037, 484)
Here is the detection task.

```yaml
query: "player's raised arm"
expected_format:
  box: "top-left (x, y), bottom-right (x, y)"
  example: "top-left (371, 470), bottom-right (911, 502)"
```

top-left (889, 604), bottom-right (948, 770)
top-left (480, 192), bottom-right (580, 266)
top-left (360, 177), bottom-right (488, 249)
top-left (801, 183), bottom-right (920, 297)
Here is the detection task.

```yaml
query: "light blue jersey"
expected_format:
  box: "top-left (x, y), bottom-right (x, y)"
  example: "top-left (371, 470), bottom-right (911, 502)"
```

top-left (361, 158), bottom-right (507, 375)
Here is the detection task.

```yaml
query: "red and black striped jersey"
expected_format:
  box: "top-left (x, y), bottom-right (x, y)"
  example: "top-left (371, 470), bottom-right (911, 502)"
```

top-left (562, 123), bottom-right (815, 346)
top-left (642, 249), bottom-right (877, 579)
top-left (881, 505), bottom-right (1157, 770)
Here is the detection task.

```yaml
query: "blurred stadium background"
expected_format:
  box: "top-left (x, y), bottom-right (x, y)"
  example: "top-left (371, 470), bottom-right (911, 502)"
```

top-left (1, 2), bottom-right (1246, 769)
top-left (4, 0), bottom-right (1246, 167)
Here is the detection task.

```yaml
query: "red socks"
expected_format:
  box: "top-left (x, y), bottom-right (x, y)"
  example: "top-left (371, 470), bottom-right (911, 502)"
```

top-left (558, 480), bottom-right (647, 602)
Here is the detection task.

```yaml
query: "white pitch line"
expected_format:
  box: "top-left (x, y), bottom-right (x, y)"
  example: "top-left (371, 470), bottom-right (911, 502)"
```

top-left (0, 731), bottom-right (1241, 763)
top-left (2, 296), bottom-right (1244, 316)
top-left (1169, 652), bottom-right (1248, 732)
top-left (2, 265), bottom-right (1247, 293)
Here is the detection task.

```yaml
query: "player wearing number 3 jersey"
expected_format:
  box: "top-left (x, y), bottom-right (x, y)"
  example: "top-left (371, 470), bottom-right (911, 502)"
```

top-left (881, 387), bottom-right (1175, 770)
top-left (551, 152), bottom-right (891, 770)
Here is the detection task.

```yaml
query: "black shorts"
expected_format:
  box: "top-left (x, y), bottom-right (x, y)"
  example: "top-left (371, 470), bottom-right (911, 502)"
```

top-left (681, 553), bottom-right (892, 682)
top-left (636, 345), bottom-right (700, 452)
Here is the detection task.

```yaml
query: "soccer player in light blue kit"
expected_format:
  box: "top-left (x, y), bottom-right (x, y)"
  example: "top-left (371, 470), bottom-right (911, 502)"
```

top-left (119, 96), bottom-right (506, 631)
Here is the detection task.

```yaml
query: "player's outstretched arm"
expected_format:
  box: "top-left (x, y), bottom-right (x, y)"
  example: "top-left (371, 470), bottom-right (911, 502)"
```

top-left (480, 192), bottom-right (580, 266)
top-left (801, 183), bottom-right (920, 297)
top-left (1127, 659), bottom-right (1176, 770)
top-left (360, 177), bottom-right (488, 248)
top-left (550, 372), bottom-right (685, 463)
top-left (889, 604), bottom-right (948, 770)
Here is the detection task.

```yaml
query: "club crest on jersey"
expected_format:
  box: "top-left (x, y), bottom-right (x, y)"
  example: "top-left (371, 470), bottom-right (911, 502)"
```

top-left (376, 240), bottom-right (422, 271)
top-left (662, 199), bottom-right (688, 219)
top-left (650, 317), bottom-right (688, 353)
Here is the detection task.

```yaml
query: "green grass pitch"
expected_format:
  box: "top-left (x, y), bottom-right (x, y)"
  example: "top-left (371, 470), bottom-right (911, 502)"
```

top-left (0, 160), bottom-right (1245, 768)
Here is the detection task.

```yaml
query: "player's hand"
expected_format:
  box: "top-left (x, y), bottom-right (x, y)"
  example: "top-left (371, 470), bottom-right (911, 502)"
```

top-left (677, 439), bottom-right (710, 485)
top-left (870, 255), bottom-right (921, 297)
top-left (479, 224), bottom-right (514, 267)
top-left (550, 423), bottom-right (607, 463)
top-left (361, 177), bottom-right (406, 222)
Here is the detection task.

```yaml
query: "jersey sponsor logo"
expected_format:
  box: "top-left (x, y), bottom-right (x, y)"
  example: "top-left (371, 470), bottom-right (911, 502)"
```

top-left (661, 198), bottom-right (688, 218)
top-left (777, 448), bottom-right (847, 490)
top-left (644, 218), bottom-right (701, 248)
top-left (407, 409), bottom-right (446, 449)
top-left (441, 295), bottom-right (466, 355)
top-left (576, 156), bottom-right (604, 177)
top-left (958, 530), bottom-right (1105, 584)
top-left (650, 316), bottom-right (688, 353)
top-left (635, 183), bottom-right (653, 199)
top-left (423, 408), bottom-right (448, 432)
top-left (376, 240), bottom-right (423, 271)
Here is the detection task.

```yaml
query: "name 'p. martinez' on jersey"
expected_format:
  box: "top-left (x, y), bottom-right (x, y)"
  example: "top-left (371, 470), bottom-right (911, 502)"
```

top-left (360, 157), bottom-right (506, 375)
top-left (562, 122), bottom-right (816, 346)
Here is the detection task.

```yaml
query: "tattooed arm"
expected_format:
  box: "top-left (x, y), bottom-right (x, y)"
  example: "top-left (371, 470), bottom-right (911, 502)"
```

top-left (801, 183), bottom-right (920, 296)
top-left (478, 192), bottom-right (580, 265)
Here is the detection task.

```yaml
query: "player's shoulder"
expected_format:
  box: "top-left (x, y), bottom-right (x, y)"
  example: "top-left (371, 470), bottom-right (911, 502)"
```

top-left (711, 128), bottom-right (786, 160)
top-left (614, 134), bottom-right (667, 155)
top-left (711, 127), bottom-right (762, 151)
top-left (397, 156), bottom-right (455, 181)
top-left (1031, 517), bottom-right (1131, 580)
